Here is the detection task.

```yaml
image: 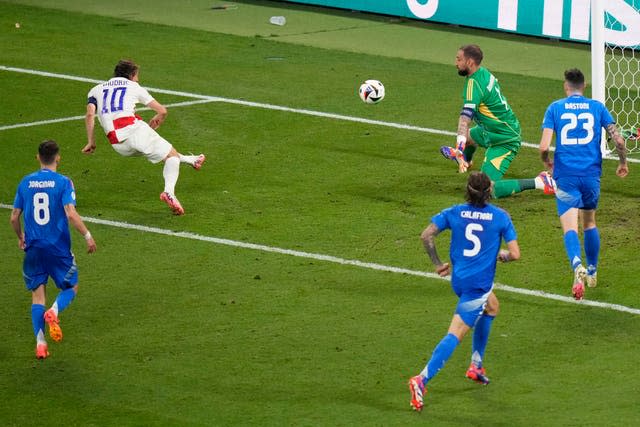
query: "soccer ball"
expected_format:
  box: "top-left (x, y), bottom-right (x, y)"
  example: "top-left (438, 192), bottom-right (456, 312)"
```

top-left (358, 80), bottom-right (385, 104)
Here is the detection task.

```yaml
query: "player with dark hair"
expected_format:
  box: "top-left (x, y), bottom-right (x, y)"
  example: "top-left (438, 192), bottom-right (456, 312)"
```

top-left (113, 59), bottom-right (139, 79)
top-left (458, 44), bottom-right (483, 66)
top-left (440, 44), bottom-right (557, 198)
top-left (464, 168), bottom-right (493, 206)
top-left (408, 171), bottom-right (520, 412)
top-left (539, 68), bottom-right (628, 300)
top-left (10, 140), bottom-right (97, 359)
top-left (83, 59), bottom-right (206, 215)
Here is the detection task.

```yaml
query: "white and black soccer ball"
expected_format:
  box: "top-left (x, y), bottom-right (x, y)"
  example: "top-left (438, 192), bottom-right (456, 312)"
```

top-left (358, 79), bottom-right (385, 104)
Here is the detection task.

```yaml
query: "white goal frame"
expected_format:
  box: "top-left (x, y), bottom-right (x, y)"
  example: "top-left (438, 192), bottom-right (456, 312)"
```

top-left (591, 0), bottom-right (640, 153)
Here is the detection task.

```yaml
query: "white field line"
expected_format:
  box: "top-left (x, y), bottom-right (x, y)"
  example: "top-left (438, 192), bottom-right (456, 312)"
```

top-left (0, 99), bottom-right (219, 132)
top-left (3, 65), bottom-right (638, 163)
top-left (2, 66), bottom-right (639, 314)
top-left (2, 65), bottom-right (639, 163)
top-left (1, 203), bottom-right (638, 316)
top-left (1, 65), bottom-right (454, 136)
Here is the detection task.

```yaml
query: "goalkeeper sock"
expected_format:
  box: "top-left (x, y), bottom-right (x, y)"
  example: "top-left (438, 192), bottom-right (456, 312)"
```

top-left (471, 314), bottom-right (495, 369)
top-left (563, 230), bottom-right (582, 269)
top-left (584, 227), bottom-right (600, 272)
top-left (420, 333), bottom-right (460, 384)
top-left (518, 179), bottom-right (536, 191)
top-left (493, 179), bottom-right (522, 198)
top-left (493, 178), bottom-right (540, 198)
top-left (31, 304), bottom-right (46, 342)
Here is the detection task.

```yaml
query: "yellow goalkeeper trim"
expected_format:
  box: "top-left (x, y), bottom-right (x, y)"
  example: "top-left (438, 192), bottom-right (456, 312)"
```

top-left (478, 102), bottom-right (500, 121)
top-left (466, 79), bottom-right (474, 101)
top-left (490, 150), bottom-right (513, 170)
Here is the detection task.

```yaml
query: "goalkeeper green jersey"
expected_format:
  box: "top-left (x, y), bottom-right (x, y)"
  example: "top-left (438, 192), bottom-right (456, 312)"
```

top-left (462, 67), bottom-right (520, 138)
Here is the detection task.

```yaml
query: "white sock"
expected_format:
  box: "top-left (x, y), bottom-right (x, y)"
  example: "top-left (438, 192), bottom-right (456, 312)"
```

top-left (179, 154), bottom-right (199, 165)
top-left (534, 175), bottom-right (544, 190)
top-left (163, 156), bottom-right (180, 195)
top-left (36, 330), bottom-right (47, 346)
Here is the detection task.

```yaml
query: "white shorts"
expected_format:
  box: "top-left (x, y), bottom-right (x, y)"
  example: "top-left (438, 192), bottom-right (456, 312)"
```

top-left (111, 121), bottom-right (173, 164)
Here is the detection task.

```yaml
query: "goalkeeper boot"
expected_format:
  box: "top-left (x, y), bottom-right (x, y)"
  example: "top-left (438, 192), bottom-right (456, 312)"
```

top-left (440, 146), bottom-right (469, 173)
top-left (36, 343), bottom-right (49, 359)
top-left (408, 375), bottom-right (426, 412)
top-left (160, 192), bottom-right (185, 216)
top-left (44, 309), bottom-right (62, 342)
top-left (572, 265), bottom-right (587, 300)
top-left (465, 363), bottom-right (490, 385)
top-left (536, 171), bottom-right (557, 195)
top-left (192, 154), bottom-right (206, 170)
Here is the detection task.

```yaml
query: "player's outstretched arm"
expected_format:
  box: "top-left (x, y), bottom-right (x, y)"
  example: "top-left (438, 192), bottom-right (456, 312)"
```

top-left (64, 204), bottom-right (96, 253)
top-left (83, 103), bottom-right (97, 154)
top-left (456, 115), bottom-right (471, 149)
top-left (453, 115), bottom-right (471, 173)
top-left (606, 123), bottom-right (629, 178)
top-left (147, 100), bottom-right (167, 130)
top-left (421, 223), bottom-right (450, 276)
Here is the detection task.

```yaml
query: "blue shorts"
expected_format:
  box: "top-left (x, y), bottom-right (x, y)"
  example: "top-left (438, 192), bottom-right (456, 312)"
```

top-left (453, 286), bottom-right (492, 327)
top-left (555, 176), bottom-right (600, 216)
top-left (23, 246), bottom-right (78, 291)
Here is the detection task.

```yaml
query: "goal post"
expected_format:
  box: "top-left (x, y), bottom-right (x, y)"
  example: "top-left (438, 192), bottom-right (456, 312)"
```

top-left (590, 0), bottom-right (605, 103)
top-left (591, 0), bottom-right (640, 153)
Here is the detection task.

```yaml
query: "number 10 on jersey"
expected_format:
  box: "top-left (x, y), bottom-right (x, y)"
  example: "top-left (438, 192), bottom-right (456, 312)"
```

top-left (101, 87), bottom-right (127, 114)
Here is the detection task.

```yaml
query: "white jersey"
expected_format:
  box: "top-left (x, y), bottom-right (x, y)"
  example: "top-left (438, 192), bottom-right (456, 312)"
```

top-left (87, 78), bottom-right (154, 142)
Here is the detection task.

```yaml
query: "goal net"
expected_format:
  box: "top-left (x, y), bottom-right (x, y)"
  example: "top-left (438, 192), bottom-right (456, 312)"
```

top-left (592, 0), bottom-right (640, 154)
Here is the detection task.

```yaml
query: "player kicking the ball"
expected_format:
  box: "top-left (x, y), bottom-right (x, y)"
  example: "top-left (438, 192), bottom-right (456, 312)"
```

top-left (408, 172), bottom-right (520, 412)
top-left (83, 59), bottom-right (205, 215)
top-left (440, 44), bottom-right (556, 198)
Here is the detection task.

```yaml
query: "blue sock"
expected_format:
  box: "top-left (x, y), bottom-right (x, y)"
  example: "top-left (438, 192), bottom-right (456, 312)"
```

top-left (31, 304), bottom-right (46, 338)
top-left (563, 230), bottom-right (582, 269)
top-left (420, 333), bottom-right (460, 384)
top-left (584, 228), bottom-right (600, 273)
top-left (471, 314), bottom-right (495, 369)
top-left (54, 288), bottom-right (76, 314)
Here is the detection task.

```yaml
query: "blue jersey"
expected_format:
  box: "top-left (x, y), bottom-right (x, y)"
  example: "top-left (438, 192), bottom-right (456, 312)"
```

top-left (13, 169), bottom-right (76, 256)
top-left (431, 203), bottom-right (516, 293)
top-left (542, 94), bottom-right (614, 179)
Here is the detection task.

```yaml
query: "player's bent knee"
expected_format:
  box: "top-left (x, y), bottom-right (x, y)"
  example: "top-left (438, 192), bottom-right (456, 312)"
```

top-left (163, 148), bottom-right (179, 161)
top-left (485, 304), bottom-right (499, 317)
top-left (485, 293), bottom-right (499, 316)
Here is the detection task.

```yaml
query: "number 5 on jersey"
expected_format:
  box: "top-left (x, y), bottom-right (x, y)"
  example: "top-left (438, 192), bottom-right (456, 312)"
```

top-left (463, 223), bottom-right (483, 257)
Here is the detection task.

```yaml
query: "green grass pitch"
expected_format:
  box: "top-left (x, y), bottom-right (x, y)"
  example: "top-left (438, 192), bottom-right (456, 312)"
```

top-left (1, 1), bottom-right (640, 425)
